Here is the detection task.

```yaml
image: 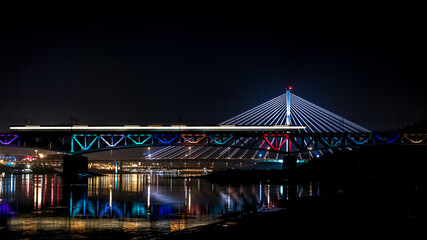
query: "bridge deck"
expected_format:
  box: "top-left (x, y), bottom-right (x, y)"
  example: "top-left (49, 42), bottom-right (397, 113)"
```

top-left (9, 125), bottom-right (306, 133)
top-left (2, 125), bottom-right (426, 156)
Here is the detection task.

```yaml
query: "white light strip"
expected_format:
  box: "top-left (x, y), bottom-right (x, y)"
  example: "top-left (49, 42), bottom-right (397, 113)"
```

top-left (10, 125), bottom-right (306, 131)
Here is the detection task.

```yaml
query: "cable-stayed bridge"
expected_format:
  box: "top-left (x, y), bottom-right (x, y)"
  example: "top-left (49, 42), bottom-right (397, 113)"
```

top-left (1, 90), bottom-right (426, 160)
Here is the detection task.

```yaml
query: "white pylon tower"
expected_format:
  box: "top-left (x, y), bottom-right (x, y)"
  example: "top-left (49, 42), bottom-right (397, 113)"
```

top-left (285, 87), bottom-right (291, 152)
top-left (285, 87), bottom-right (291, 125)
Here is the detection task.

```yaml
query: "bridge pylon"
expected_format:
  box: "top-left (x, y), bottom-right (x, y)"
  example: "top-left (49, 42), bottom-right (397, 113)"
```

top-left (286, 87), bottom-right (291, 125)
top-left (285, 87), bottom-right (292, 152)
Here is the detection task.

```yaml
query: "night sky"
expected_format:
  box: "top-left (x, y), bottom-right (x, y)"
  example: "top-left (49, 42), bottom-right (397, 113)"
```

top-left (1, 5), bottom-right (425, 131)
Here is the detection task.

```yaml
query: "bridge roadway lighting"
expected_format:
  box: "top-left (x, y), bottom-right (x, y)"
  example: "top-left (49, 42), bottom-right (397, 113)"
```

top-left (10, 125), bottom-right (306, 132)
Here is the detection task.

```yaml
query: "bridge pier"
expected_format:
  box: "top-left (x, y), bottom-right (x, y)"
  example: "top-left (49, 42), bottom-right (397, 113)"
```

top-left (63, 155), bottom-right (88, 184)
top-left (114, 161), bottom-right (123, 174)
top-left (283, 155), bottom-right (296, 170)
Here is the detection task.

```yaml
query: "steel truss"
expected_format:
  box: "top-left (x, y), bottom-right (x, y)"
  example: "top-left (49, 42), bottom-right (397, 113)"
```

top-left (1, 132), bottom-right (426, 155)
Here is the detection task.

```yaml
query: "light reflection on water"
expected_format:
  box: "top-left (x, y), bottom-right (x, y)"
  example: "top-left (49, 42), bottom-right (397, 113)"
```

top-left (1, 173), bottom-right (319, 237)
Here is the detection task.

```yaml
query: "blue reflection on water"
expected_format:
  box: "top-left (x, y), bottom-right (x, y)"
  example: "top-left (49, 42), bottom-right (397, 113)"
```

top-left (0, 201), bottom-right (14, 226)
top-left (1, 173), bottom-right (320, 235)
top-left (71, 196), bottom-right (96, 218)
top-left (131, 202), bottom-right (146, 216)
top-left (69, 197), bottom-right (183, 220)
top-left (99, 202), bottom-right (123, 218)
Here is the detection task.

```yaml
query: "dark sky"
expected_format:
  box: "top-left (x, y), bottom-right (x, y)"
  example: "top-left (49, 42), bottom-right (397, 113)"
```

top-left (0, 5), bottom-right (425, 131)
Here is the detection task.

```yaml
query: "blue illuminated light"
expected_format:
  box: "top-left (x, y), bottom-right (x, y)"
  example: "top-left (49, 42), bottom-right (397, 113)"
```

top-left (209, 135), bottom-right (233, 145)
top-left (71, 198), bottom-right (96, 218)
top-left (154, 134), bottom-right (178, 144)
top-left (99, 202), bottom-right (123, 218)
top-left (127, 135), bottom-right (152, 145)
top-left (131, 202), bottom-right (146, 216)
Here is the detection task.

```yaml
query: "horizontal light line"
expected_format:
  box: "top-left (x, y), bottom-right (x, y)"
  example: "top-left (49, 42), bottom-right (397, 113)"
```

top-left (9, 125), bottom-right (306, 131)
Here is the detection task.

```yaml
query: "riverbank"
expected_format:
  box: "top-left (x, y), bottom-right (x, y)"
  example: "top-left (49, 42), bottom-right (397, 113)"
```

top-left (158, 192), bottom-right (424, 239)
top-left (158, 145), bottom-right (427, 239)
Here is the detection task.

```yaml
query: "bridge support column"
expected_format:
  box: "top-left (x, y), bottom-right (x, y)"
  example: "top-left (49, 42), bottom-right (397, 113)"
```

top-left (283, 155), bottom-right (296, 170)
top-left (63, 155), bottom-right (88, 184)
top-left (114, 161), bottom-right (123, 174)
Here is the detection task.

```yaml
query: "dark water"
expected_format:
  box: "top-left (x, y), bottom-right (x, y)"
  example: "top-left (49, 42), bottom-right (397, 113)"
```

top-left (1, 173), bottom-right (319, 238)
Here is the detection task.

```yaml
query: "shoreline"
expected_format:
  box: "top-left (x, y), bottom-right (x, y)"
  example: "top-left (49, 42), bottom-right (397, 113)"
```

top-left (157, 192), bottom-right (424, 239)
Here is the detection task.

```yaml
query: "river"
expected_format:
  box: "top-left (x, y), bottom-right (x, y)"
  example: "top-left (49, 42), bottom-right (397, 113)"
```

top-left (1, 173), bottom-right (319, 238)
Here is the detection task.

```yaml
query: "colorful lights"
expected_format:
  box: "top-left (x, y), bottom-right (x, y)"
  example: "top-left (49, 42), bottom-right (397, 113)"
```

top-left (180, 134), bottom-right (207, 144)
top-left (154, 134), bottom-right (178, 144)
top-left (208, 134), bottom-right (233, 145)
top-left (375, 134), bottom-right (400, 144)
top-left (4, 90), bottom-right (422, 162)
top-left (0, 134), bottom-right (19, 145)
top-left (262, 134), bottom-right (290, 151)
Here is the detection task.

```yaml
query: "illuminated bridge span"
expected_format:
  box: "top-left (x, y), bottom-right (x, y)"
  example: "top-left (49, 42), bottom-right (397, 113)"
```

top-left (1, 89), bottom-right (426, 159)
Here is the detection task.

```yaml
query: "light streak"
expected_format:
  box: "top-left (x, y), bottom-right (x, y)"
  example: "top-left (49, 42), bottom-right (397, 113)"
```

top-left (10, 125), bottom-right (305, 131)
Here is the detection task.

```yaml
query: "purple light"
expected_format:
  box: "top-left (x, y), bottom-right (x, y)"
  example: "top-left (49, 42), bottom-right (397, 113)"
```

top-left (0, 134), bottom-right (19, 145)
top-left (1, 202), bottom-right (15, 218)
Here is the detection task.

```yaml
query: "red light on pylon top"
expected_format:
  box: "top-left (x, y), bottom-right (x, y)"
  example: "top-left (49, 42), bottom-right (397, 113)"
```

top-left (287, 86), bottom-right (292, 91)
